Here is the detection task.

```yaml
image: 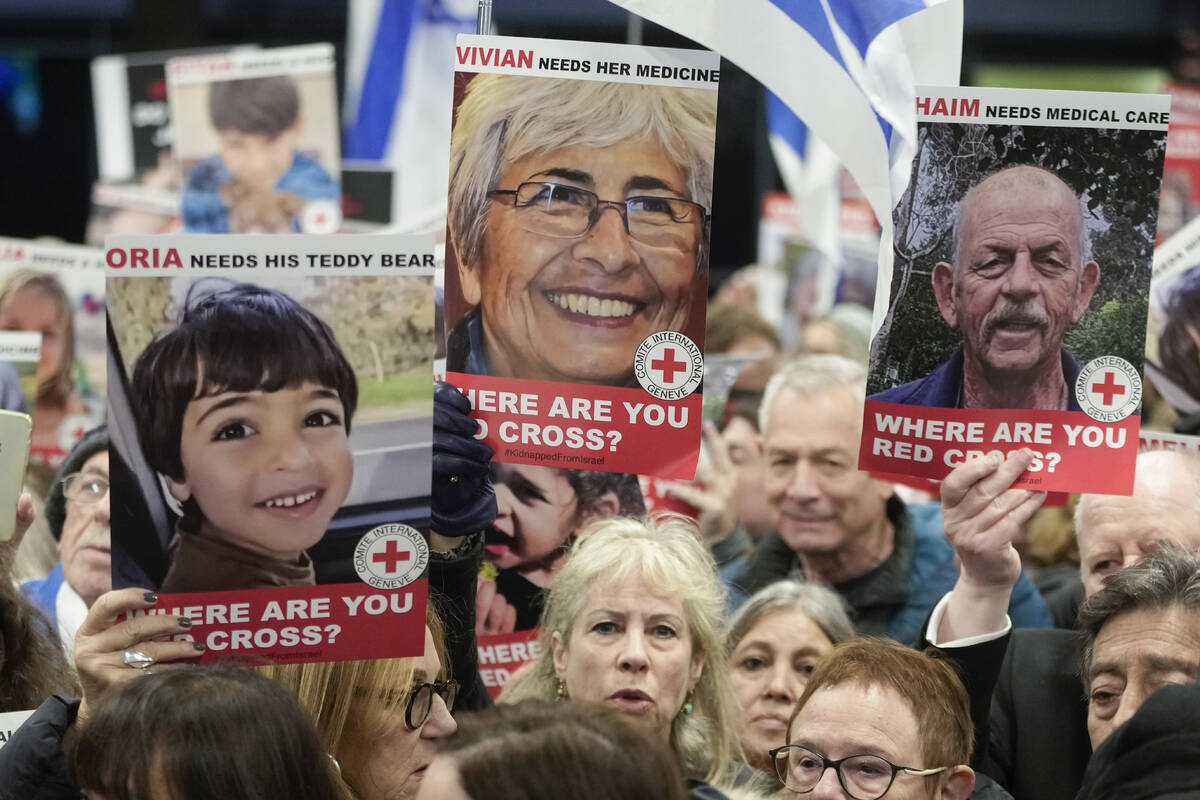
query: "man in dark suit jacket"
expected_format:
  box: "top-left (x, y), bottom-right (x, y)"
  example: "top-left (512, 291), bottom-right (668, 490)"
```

top-left (922, 448), bottom-right (1200, 800)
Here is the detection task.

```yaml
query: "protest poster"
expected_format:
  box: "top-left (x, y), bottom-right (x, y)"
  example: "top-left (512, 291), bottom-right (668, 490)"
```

top-left (167, 43), bottom-right (341, 234)
top-left (85, 182), bottom-right (181, 247)
top-left (479, 463), bottom-right (646, 634)
top-left (1158, 82), bottom-right (1200, 243)
top-left (0, 238), bottom-right (106, 493)
top-left (1144, 214), bottom-right (1200, 415)
top-left (861, 86), bottom-right (1170, 495)
top-left (477, 628), bottom-right (542, 699)
top-left (1138, 429), bottom-right (1200, 455)
top-left (439, 34), bottom-right (719, 479)
top-left (106, 234), bottom-right (435, 664)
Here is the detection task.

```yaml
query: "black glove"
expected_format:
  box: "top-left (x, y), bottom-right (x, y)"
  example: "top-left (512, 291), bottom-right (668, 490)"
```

top-left (432, 381), bottom-right (497, 536)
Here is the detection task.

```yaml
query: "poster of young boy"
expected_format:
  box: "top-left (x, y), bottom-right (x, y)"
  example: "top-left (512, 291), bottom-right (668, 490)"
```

top-left (440, 34), bottom-right (720, 479)
top-left (861, 86), bottom-right (1169, 495)
top-left (0, 331), bottom-right (41, 415)
top-left (1144, 214), bottom-right (1200, 415)
top-left (168, 44), bottom-right (341, 234)
top-left (0, 238), bottom-right (106, 489)
top-left (106, 234), bottom-right (436, 664)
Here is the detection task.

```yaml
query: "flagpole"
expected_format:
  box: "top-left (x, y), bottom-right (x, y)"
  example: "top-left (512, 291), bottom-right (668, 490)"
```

top-left (476, 0), bottom-right (492, 34)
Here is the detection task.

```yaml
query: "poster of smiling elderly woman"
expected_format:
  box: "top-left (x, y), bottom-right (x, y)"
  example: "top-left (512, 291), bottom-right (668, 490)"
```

top-left (439, 35), bottom-right (719, 480)
top-left (860, 86), bottom-right (1169, 495)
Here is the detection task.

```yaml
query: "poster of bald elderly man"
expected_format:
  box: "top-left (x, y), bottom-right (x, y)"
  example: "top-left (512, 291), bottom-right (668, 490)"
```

top-left (439, 34), bottom-right (719, 480)
top-left (861, 86), bottom-right (1169, 495)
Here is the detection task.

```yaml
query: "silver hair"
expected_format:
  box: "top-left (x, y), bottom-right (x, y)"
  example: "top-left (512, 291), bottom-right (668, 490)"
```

top-left (758, 354), bottom-right (867, 433)
top-left (948, 164), bottom-right (1093, 269)
top-left (447, 74), bottom-right (717, 273)
top-left (723, 580), bottom-right (855, 654)
top-left (1078, 542), bottom-right (1200, 682)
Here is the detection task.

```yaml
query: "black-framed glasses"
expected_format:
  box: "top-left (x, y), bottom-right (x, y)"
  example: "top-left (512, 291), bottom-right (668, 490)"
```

top-left (769, 744), bottom-right (948, 800)
top-left (488, 181), bottom-right (708, 247)
top-left (61, 473), bottom-right (109, 504)
top-left (405, 680), bottom-right (458, 729)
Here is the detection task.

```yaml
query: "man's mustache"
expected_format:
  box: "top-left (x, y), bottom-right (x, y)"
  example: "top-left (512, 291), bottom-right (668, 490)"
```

top-left (982, 302), bottom-right (1049, 339)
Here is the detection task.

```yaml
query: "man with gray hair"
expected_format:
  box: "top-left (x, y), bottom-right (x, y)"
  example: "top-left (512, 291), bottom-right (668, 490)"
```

top-left (925, 446), bottom-right (1200, 800)
top-left (872, 164), bottom-right (1101, 409)
top-left (729, 354), bottom-right (1050, 644)
top-left (444, 73), bottom-right (716, 386)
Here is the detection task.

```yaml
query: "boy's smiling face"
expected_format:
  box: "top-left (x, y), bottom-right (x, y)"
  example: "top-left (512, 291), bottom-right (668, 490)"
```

top-left (217, 124), bottom-right (301, 191)
top-left (166, 381), bottom-right (353, 560)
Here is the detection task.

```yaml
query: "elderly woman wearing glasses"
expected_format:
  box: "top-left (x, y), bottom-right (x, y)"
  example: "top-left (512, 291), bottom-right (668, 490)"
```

top-left (773, 638), bottom-right (1012, 800)
top-left (502, 515), bottom-right (743, 799)
top-left (446, 74), bottom-right (716, 386)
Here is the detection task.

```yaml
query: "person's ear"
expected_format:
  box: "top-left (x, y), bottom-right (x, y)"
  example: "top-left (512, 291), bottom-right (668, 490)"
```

top-left (1071, 260), bottom-right (1101, 323)
top-left (551, 630), bottom-right (568, 681)
top-left (687, 651), bottom-right (706, 694)
top-left (931, 261), bottom-right (959, 329)
top-left (165, 475), bottom-right (192, 505)
top-left (937, 765), bottom-right (975, 800)
top-left (457, 250), bottom-right (482, 306)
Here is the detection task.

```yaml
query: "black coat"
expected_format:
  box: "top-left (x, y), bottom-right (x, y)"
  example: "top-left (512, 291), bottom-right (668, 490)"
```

top-left (926, 626), bottom-right (1091, 800)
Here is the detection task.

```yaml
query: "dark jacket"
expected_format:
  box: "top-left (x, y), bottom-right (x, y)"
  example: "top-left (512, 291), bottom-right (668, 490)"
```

top-left (871, 347), bottom-right (1085, 412)
top-left (0, 694), bottom-right (79, 800)
top-left (924, 626), bottom-right (1091, 800)
top-left (731, 498), bottom-right (1052, 644)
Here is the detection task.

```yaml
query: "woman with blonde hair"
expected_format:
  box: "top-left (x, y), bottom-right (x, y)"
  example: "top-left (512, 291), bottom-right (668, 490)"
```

top-left (502, 515), bottom-right (743, 798)
top-left (0, 269), bottom-right (98, 481)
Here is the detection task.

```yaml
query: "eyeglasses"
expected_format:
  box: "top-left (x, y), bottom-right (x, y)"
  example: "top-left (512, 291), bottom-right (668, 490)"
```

top-left (770, 744), bottom-right (948, 800)
top-left (405, 680), bottom-right (458, 729)
top-left (488, 181), bottom-right (708, 248)
top-left (61, 473), bottom-right (109, 503)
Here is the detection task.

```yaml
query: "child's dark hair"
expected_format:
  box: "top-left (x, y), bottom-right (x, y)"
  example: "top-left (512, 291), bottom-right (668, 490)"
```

top-left (209, 76), bottom-right (300, 138)
top-left (131, 280), bottom-right (357, 482)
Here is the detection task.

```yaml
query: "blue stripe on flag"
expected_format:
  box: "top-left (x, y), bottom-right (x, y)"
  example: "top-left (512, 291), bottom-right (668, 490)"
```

top-left (766, 90), bottom-right (806, 156)
top-left (767, 0), bottom-right (843, 67)
top-left (825, 0), bottom-right (925, 59)
top-left (344, 0), bottom-right (418, 160)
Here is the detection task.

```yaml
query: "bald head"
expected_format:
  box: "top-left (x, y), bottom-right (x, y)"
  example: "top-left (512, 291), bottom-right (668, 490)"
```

top-left (952, 166), bottom-right (1090, 269)
top-left (1076, 449), bottom-right (1200, 597)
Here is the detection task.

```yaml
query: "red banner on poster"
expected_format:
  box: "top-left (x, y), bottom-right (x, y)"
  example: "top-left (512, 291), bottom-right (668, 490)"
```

top-left (446, 372), bottom-right (702, 479)
top-left (477, 628), bottom-right (543, 698)
top-left (122, 580), bottom-right (428, 666)
top-left (859, 400), bottom-right (1138, 495)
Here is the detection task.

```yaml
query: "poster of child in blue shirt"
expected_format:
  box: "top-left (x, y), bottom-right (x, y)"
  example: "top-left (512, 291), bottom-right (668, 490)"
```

top-left (168, 44), bottom-right (341, 234)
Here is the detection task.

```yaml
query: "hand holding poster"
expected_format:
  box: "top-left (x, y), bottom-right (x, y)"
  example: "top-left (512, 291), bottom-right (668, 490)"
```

top-left (167, 44), bottom-right (341, 234)
top-left (861, 87), bottom-right (1170, 494)
top-left (439, 34), bottom-right (719, 479)
top-left (107, 234), bottom-right (435, 664)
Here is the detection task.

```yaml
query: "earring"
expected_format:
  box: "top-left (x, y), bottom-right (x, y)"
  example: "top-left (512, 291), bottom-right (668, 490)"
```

top-left (556, 679), bottom-right (569, 700)
top-left (681, 691), bottom-right (694, 716)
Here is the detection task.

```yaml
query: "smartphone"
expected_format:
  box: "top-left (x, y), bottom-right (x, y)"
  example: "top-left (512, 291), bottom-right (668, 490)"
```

top-left (0, 410), bottom-right (31, 542)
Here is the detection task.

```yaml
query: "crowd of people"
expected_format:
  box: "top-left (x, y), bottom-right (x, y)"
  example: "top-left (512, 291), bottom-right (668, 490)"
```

top-left (0, 338), bottom-right (1196, 798)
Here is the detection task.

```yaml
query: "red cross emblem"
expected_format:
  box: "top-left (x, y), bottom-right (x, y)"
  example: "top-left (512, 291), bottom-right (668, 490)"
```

top-left (1091, 371), bottom-right (1127, 406)
top-left (650, 347), bottom-right (687, 383)
top-left (372, 539), bottom-right (412, 574)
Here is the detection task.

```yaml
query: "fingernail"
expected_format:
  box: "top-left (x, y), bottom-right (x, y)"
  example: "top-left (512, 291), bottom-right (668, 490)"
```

top-left (177, 617), bottom-right (193, 628)
top-left (143, 592), bottom-right (158, 603)
top-left (192, 642), bottom-right (206, 652)
top-left (988, 453), bottom-right (1002, 466)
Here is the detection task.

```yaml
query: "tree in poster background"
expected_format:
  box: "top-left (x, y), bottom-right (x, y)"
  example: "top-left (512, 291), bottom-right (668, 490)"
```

top-left (869, 123), bottom-right (1166, 393)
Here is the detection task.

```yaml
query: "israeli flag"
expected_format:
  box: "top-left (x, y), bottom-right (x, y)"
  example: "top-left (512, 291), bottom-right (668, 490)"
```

top-left (604, 0), bottom-right (962, 279)
top-left (344, 0), bottom-right (476, 229)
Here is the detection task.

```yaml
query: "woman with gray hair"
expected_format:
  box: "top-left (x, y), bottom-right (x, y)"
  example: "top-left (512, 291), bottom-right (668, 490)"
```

top-left (445, 73), bottom-right (716, 386)
top-left (723, 580), bottom-right (854, 778)
top-left (501, 515), bottom-right (743, 799)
